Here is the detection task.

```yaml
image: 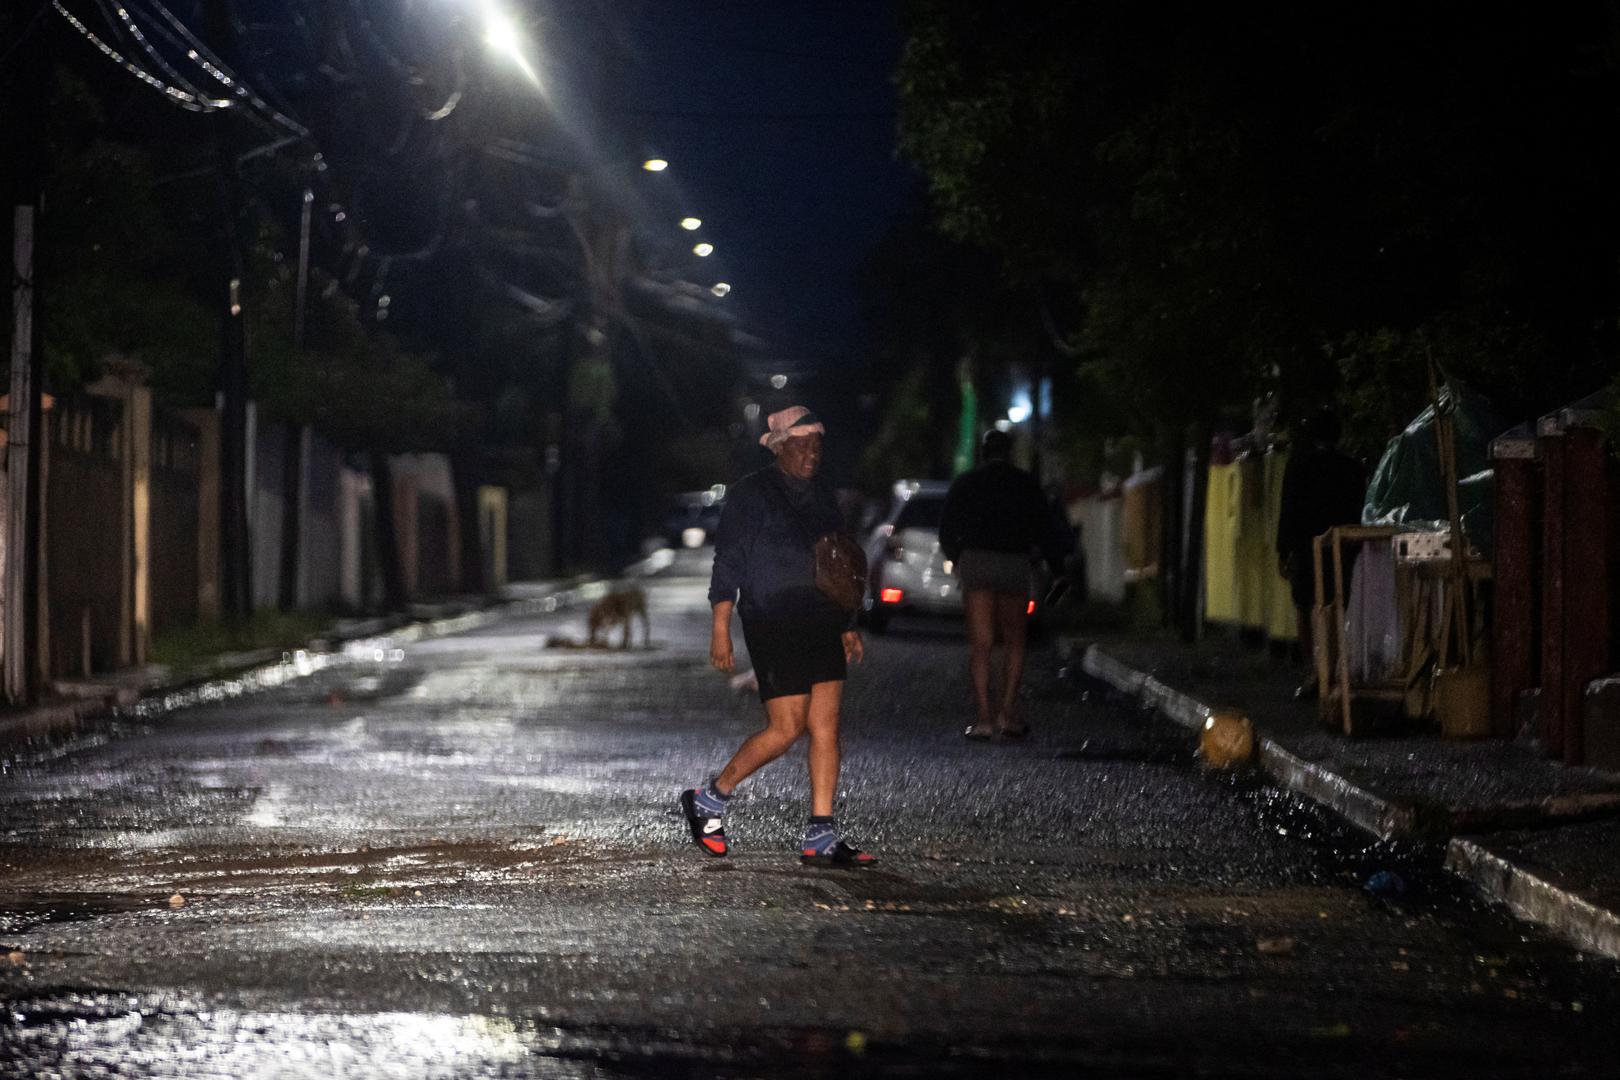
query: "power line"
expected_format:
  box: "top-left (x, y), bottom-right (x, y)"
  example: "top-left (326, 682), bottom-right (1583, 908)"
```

top-left (143, 0), bottom-right (310, 136)
top-left (95, 0), bottom-right (215, 103)
top-left (53, 0), bottom-right (225, 112)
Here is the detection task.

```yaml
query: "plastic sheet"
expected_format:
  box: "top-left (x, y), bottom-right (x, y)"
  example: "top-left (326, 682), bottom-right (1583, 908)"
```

top-left (1362, 384), bottom-right (1502, 556)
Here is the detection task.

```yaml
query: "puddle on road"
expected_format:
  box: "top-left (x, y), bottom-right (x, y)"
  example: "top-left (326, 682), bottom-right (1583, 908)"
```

top-left (0, 893), bottom-right (156, 935)
top-left (0, 990), bottom-right (1181, 1079)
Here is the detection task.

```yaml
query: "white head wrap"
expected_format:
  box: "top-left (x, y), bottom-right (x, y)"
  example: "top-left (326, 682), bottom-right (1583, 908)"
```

top-left (759, 405), bottom-right (825, 452)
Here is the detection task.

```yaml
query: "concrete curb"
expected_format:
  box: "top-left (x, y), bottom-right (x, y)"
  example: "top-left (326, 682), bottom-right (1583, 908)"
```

top-left (1080, 642), bottom-right (1620, 960)
top-left (1258, 742), bottom-right (1418, 842)
top-left (1446, 837), bottom-right (1620, 960)
top-left (1081, 646), bottom-right (1210, 729)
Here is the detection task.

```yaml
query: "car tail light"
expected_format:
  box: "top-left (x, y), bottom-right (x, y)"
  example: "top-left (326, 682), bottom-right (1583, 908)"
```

top-left (1026, 600), bottom-right (1036, 615)
top-left (880, 588), bottom-right (904, 604)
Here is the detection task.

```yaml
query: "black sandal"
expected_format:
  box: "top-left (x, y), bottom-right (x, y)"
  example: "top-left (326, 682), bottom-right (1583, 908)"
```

top-left (800, 840), bottom-right (877, 867)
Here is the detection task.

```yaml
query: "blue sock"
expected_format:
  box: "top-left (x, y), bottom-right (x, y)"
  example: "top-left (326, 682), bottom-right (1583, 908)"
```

top-left (692, 779), bottom-right (730, 817)
top-left (802, 815), bottom-right (837, 855)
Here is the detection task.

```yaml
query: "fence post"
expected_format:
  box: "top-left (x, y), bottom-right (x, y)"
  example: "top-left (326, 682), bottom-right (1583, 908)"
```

top-left (1562, 424), bottom-right (1612, 766)
top-left (1491, 430), bottom-right (1539, 739)
top-left (184, 407), bottom-right (222, 622)
top-left (1539, 425), bottom-right (1569, 759)
top-left (130, 387), bottom-right (152, 666)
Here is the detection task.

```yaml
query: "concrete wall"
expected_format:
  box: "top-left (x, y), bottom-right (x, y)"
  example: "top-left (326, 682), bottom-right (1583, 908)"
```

top-left (7, 386), bottom-right (530, 682)
top-left (388, 453), bottom-right (460, 598)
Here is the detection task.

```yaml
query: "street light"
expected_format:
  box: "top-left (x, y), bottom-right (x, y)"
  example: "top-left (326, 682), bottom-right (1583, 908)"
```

top-left (476, 1), bottom-right (539, 85)
top-left (642, 158), bottom-right (669, 172)
top-left (693, 242), bottom-right (714, 257)
top-left (680, 217), bottom-right (702, 231)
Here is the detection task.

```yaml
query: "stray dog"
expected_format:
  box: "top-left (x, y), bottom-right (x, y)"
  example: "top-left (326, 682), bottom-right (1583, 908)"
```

top-left (587, 586), bottom-right (651, 649)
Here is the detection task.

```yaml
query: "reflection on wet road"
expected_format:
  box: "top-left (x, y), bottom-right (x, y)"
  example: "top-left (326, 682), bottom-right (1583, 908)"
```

top-left (3, 551), bottom-right (1619, 1077)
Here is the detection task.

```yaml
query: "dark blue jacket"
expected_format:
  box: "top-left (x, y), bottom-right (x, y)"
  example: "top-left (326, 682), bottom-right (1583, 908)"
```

top-left (709, 466), bottom-right (849, 624)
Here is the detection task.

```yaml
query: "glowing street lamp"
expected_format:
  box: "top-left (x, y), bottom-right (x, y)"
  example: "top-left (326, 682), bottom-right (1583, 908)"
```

top-left (477, 1), bottom-right (539, 84)
top-left (680, 217), bottom-right (702, 231)
top-left (642, 158), bottom-right (669, 172)
top-left (692, 242), bottom-right (714, 257)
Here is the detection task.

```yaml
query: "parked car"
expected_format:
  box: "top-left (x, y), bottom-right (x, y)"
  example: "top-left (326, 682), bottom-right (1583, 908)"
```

top-left (860, 479), bottom-right (1048, 632)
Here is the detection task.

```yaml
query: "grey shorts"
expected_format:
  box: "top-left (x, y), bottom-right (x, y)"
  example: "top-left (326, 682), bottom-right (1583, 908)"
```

top-left (956, 549), bottom-right (1032, 595)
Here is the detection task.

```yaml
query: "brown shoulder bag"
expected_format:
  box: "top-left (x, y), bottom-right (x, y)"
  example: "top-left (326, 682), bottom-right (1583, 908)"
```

top-left (813, 532), bottom-right (868, 612)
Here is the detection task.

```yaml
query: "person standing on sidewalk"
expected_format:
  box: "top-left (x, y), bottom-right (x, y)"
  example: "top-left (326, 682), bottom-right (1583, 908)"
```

top-left (939, 429), bottom-right (1068, 740)
top-left (1276, 406), bottom-right (1368, 699)
top-left (680, 406), bottom-right (875, 866)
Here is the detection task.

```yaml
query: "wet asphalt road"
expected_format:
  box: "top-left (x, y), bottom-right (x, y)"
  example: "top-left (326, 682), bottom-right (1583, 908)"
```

top-left (3, 551), bottom-right (1620, 1078)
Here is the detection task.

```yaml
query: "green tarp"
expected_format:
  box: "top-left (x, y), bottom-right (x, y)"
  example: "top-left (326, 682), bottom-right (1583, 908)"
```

top-left (1362, 384), bottom-right (1502, 557)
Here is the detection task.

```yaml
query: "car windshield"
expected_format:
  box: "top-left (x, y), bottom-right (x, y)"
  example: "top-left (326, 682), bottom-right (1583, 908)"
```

top-left (894, 495), bottom-right (946, 531)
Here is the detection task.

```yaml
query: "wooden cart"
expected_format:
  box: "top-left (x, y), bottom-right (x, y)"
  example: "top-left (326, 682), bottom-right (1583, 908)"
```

top-left (1314, 525), bottom-right (1491, 735)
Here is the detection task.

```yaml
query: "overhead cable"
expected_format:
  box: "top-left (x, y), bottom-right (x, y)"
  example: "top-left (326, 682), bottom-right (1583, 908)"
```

top-left (144, 0), bottom-right (310, 136)
top-left (53, 0), bottom-right (224, 111)
top-left (95, 0), bottom-right (217, 104)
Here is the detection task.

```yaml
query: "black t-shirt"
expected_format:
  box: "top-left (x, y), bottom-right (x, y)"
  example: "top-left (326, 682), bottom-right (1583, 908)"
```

top-left (938, 460), bottom-right (1065, 570)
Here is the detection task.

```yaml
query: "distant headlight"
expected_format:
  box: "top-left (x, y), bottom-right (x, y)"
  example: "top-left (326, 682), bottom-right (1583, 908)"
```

top-left (682, 527), bottom-right (706, 549)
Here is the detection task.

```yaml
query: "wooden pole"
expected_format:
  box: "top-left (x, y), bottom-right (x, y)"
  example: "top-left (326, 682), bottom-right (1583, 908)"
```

top-left (1426, 350), bottom-right (1471, 666)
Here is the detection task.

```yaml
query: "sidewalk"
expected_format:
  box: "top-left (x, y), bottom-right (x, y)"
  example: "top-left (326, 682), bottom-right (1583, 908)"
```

top-left (0, 575), bottom-right (612, 752)
top-left (0, 551), bottom-right (685, 752)
top-left (1072, 630), bottom-right (1620, 960)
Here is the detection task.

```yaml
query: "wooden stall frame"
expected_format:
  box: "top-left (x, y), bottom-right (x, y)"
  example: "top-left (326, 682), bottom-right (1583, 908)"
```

top-left (1314, 525), bottom-right (1402, 735)
top-left (1315, 524), bottom-right (1492, 736)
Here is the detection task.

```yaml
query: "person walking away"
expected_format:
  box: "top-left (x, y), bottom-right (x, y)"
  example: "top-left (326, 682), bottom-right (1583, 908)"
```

top-left (680, 406), bottom-right (874, 866)
top-left (939, 429), bottom-right (1068, 740)
top-left (1276, 407), bottom-right (1368, 699)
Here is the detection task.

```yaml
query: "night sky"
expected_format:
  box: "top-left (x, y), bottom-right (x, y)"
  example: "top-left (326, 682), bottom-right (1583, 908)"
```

top-left (586, 1), bottom-right (914, 378)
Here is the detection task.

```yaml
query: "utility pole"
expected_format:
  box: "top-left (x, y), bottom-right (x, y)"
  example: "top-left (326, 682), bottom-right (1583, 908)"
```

top-left (209, 0), bottom-right (252, 620)
top-left (277, 182), bottom-right (314, 611)
top-left (4, 21), bottom-right (47, 703)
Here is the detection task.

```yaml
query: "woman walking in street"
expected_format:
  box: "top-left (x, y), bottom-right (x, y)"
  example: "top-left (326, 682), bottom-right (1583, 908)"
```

top-left (680, 405), bottom-right (875, 866)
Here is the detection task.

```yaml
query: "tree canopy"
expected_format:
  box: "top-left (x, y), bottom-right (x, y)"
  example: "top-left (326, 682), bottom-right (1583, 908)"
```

top-left (896, 1), bottom-right (1620, 450)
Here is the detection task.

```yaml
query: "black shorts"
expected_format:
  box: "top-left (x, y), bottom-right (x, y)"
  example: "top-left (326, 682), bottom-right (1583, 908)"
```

top-left (740, 614), bottom-right (848, 701)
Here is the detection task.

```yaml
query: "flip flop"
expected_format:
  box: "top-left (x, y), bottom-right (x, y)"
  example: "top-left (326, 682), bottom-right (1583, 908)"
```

top-left (997, 721), bottom-right (1031, 739)
top-left (964, 722), bottom-right (996, 740)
